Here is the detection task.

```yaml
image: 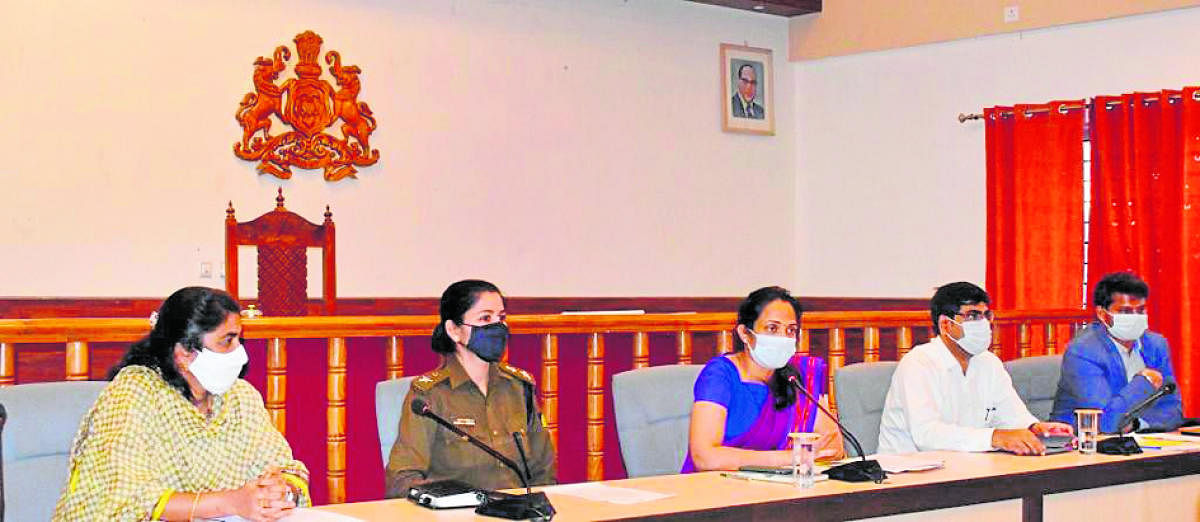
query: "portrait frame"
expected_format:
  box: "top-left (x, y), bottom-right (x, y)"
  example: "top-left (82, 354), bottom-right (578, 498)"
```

top-left (720, 43), bottom-right (774, 136)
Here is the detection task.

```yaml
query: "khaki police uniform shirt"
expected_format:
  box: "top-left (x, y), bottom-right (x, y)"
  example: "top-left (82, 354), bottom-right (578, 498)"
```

top-left (384, 356), bottom-right (557, 497)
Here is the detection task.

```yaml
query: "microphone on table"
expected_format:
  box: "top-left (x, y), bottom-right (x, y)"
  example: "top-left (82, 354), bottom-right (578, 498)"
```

top-left (1098, 382), bottom-right (1177, 456)
top-left (410, 398), bottom-right (555, 520)
top-left (779, 366), bottom-right (887, 483)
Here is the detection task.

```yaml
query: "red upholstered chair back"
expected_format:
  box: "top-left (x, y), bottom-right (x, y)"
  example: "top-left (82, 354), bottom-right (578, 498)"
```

top-left (225, 189), bottom-right (336, 316)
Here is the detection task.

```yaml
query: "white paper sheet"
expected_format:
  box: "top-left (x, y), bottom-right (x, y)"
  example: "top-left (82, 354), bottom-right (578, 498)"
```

top-left (544, 482), bottom-right (673, 505)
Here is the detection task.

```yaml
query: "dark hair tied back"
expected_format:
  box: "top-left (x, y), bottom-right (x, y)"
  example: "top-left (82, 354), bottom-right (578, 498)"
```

top-left (733, 286), bottom-right (803, 410)
top-left (431, 279), bottom-right (504, 355)
top-left (108, 287), bottom-right (240, 401)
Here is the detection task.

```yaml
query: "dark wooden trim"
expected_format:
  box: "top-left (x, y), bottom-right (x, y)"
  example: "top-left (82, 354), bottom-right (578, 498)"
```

top-left (685, 0), bottom-right (821, 17)
top-left (1023, 494), bottom-right (1043, 522)
top-left (0, 296), bottom-right (926, 318)
top-left (616, 452), bottom-right (1200, 521)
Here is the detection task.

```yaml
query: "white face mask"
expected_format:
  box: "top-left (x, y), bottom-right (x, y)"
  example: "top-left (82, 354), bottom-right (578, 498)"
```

top-left (949, 318), bottom-right (992, 356)
top-left (1107, 313), bottom-right (1148, 342)
top-left (744, 328), bottom-right (796, 370)
top-left (188, 343), bottom-right (248, 395)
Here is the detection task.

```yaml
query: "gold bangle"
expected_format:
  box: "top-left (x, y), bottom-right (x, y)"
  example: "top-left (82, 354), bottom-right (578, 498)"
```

top-left (189, 492), bottom-right (203, 521)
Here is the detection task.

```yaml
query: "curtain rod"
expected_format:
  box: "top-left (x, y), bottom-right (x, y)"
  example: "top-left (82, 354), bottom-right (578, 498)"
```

top-left (957, 91), bottom-right (1196, 123)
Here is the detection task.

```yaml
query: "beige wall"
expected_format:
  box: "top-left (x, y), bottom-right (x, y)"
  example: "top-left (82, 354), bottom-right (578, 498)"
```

top-left (790, 0), bottom-right (1200, 61)
top-left (792, 7), bottom-right (1200, 297)
top-left (0, 0), bottom-right (794, 298)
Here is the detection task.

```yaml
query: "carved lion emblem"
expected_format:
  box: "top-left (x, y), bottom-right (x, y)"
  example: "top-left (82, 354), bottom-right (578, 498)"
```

top-left (234, 31), bottom-right (379, 181)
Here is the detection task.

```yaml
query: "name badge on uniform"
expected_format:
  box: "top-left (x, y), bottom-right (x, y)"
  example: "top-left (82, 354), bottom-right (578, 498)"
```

top-left (453, 417), bottom-right (476, 427)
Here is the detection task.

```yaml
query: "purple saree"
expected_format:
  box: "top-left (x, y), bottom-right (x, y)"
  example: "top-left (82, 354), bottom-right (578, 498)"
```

top-left (680, 354), bottom-right (827, 473)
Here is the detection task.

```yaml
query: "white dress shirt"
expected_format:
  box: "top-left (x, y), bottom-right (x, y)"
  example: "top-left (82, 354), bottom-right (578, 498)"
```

top-left (1112, 335), bottom-right (1146, 383)
top-left (877, 336), bottom-right (1038, 454)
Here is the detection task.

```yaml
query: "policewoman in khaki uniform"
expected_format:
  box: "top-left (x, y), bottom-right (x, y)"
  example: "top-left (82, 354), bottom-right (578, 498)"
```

top-left (385, 280), bottom-right (557, 498)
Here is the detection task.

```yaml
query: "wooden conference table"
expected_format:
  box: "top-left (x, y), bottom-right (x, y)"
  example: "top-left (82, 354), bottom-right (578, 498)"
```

top-left (314, 448), bottom-right (1200, 521)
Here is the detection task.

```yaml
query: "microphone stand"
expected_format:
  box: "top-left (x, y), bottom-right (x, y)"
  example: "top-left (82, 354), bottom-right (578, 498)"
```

top-left (411, 400), bottom-right (555, 520)
top-left (784, 372), bottom-right (886, 483)
top-left (1097, 382), bottom-right (1177, 456)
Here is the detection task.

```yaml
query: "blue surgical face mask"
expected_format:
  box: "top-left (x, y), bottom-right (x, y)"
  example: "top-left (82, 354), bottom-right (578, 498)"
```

top-left (464, 321), bottom-right (509, 362)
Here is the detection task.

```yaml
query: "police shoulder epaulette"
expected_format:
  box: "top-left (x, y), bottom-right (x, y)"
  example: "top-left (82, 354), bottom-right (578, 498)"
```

top-left (498, 362), bottom-right (535, 385)
top-left (411, 368), bottom-right (450, 392)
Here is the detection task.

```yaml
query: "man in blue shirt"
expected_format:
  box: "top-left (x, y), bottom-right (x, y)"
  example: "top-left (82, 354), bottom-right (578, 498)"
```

top-left (1051, 272), bottom-right (1183, 433)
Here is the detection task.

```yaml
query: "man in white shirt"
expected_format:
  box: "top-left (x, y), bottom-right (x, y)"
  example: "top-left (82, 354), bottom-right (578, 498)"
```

top-left (877, 282), bottom-right (1073, 455)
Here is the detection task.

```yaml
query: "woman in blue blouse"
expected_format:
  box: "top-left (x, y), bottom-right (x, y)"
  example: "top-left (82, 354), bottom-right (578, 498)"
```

top-left (683, 286), bottom-right (844, 472)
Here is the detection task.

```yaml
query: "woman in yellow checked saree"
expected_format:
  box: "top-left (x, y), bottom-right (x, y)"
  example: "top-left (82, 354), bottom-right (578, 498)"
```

top-left (53, 287), bottom-right (309, 522)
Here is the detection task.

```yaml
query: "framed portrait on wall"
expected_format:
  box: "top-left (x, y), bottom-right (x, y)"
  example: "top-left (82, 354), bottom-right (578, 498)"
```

top-left (721, 43), bottom-right (774, 135)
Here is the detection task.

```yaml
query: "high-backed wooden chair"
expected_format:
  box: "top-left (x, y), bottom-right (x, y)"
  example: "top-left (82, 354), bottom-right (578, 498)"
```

top-left (225, 189), bottom-right (336, 316)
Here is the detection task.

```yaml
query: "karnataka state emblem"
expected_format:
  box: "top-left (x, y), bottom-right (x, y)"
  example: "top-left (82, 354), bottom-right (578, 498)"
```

top-left (234, 30), bottom-right (379, 181)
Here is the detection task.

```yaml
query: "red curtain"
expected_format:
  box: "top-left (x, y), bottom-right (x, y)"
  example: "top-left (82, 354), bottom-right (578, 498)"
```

top-left (986, 101), bottom-right (1086, 359)
top-left (1088, 88), bottom-right (1200, 416)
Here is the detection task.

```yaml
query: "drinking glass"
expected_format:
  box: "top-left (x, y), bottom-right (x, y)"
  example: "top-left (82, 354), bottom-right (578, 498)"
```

top-left (789, 432), bottom-right (821, 488)
top-left (1075, 409), bottom-right (1101, 454)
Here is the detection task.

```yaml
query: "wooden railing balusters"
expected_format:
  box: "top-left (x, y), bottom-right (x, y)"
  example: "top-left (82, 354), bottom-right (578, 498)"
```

top-left (266, 338), bottom-right (287, 433)
top-left (65, 340), bottom-right (88, 381)
top-left (676, 331), bottom-right (692, 365)
top-left (1018, 323), bottom-right (1032, 359)
top-left (632, 332), bottom-right (650, 369)
top-left (327, 337), bottom-right (348, 504)
top-left (717, 330), bottom-right (733, 356)
top-left (827, 328), bottom-right (845, 416)
top-left (586, 333), bottom-right (605, 481)
top-left (0, 307), bottom-right (1095, 499)
top-left (0, 342), bottom-right (13, 386)
top-left (990, 325), bottom-right (1002, 356)
top-left (1044, 323), bottom-right (1057, 355)
top-left (541, 334), bottom-right (560, 452)
top-left (386, 336), bottom-right (404, 380)
top-left (897, 327), bottom-right (913, 358)
top-left (863, 327), bottom-right (880, 363)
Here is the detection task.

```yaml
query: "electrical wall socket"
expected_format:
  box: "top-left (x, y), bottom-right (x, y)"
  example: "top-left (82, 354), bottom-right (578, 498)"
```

top-left (1004, 5), bottom-right (1020, 23)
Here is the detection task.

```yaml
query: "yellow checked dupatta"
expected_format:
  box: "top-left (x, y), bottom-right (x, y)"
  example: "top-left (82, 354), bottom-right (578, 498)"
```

top-left (52, 366), bottom-right (308, 521)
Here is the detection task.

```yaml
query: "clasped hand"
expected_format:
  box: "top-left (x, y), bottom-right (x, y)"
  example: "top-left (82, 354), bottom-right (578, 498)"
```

top-left (234, 467), bottom-right (297, 522)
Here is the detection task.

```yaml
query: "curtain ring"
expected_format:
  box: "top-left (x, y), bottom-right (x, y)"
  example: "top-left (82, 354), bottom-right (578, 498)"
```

top-left (1057, 104), bottom-right (1069, 115)
top-left (1193, 90), bottom-right (1200, 102)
